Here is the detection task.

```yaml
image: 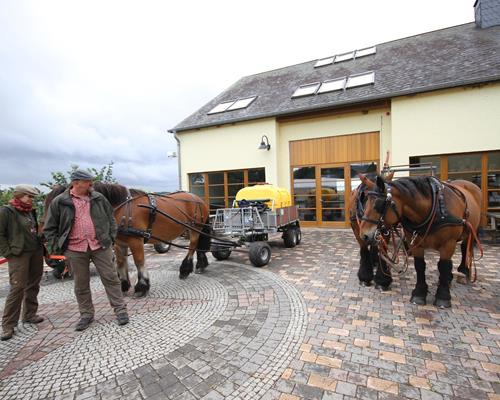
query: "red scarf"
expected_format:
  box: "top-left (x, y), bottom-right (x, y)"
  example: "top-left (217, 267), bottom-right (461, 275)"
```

top-left (9, 198), bottom-right (33, 213)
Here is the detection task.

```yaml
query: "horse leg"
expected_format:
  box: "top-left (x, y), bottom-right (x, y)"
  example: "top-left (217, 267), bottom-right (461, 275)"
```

top-left (179, 254), bottom-right (194, 279)
top-left (457, 240), bottom-right (469, 277)
top-left (410, 251), bottom-right (428, 305)
top-left (434, 259), bottom-right (454, 308)
top-left (115, 243), bottom-right (131, 292)
top-left (357, 246), bottom-right (374, 286)
top-left (129, 239), bottom-right (150, 297)
top-left (374, 245), bottom-right (392, 292)
top-left (195, 222), bottom-right (211, 274)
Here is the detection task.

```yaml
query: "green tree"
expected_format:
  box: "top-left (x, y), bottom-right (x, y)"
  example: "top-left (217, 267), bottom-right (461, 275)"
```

top-left (40, 162), bottom-right (117, 189)
top-left (0, 186), bottom-right (14, 206)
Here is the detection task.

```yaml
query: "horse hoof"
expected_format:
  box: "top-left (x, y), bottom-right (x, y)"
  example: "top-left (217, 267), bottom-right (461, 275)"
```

top-left (359, 280), bottom-right (372, 287)
top-left (179, 274), bottom-right (189, 280)
top-left (195, 268), bottom-right (205, 274)
top-left (434, 298), bottom-right (451, 309)
top-left (134, 290), bottom-right (148, 298)
top-left (457, 264), bottom-right (470, 277)
top-left (121, 280), bottom-right (131, 293)
top-left (410, 295), bottom-right (426, 305)
top-left (375, 284), bottom-right (391, 292)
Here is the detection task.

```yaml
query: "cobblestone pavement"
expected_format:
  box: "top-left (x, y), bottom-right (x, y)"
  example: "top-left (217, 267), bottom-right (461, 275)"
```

top-left (0, 229), bottom-right (499, 400)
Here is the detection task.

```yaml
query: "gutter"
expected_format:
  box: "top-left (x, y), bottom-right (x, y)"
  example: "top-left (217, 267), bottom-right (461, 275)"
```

top-left (172, 131), bottom-right (182, 190)
top-left (169, 76), bottom-right (500, 133)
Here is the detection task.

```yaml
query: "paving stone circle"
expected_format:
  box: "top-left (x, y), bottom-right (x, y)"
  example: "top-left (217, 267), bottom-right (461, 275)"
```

top-left (0, 255), bottom-right (307, 400)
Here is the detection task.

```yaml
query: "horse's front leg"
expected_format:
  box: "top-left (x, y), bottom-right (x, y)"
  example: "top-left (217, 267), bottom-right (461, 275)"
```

top-left (357, 245), bottom-right (374, 286)
top-left (410, 249), bottom-right (428, 305)
top-left (195, 223), bottom-right (211, 274)
top-left (129, 239), bottom-right (150, 297)
top-left (115, 242), bottom-right (131, 293)
top-left (374, 245), bottom-right (392, 292)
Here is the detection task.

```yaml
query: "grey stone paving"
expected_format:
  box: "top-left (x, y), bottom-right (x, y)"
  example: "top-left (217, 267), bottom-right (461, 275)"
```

top-left (0, 230), bottom-right (499, 400)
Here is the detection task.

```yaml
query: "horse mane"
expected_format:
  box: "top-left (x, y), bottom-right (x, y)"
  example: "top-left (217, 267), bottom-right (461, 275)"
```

top-left (388, 176), bottom-right (433, 198)
top-left (44, 183), bottom-right (147, 209)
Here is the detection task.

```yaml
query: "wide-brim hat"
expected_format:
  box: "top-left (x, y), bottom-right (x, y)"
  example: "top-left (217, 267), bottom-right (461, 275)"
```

top-left (70, 169), bottom-right (95, 181)
top-left (13, 184), bottom-right (39, 197)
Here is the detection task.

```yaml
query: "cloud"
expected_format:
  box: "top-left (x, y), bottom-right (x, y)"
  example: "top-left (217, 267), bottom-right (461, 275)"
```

top-left (0, 0), bottom-right (473, 192)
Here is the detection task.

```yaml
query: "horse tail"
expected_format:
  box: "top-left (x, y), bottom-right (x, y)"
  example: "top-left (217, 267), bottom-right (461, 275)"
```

top-left (198, 217), bottom-right (212, 252)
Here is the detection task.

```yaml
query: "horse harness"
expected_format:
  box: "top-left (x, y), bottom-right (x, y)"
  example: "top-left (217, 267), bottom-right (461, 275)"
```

top-left (363, 177), bottom-right (467, 232)
top-left (116, 191), bottom-right (207, 243)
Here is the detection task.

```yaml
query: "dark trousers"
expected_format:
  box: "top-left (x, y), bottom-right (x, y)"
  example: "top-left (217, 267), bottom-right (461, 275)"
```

top-left (65, 247), bottom-right (127, 318)
top-left (2, 247), bottom-right (44, 331)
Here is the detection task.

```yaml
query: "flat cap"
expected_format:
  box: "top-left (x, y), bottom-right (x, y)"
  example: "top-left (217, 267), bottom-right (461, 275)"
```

top-left (70, 169), bottom-right (95, 181)
top-left (13, 184), bottom-right (39, 197)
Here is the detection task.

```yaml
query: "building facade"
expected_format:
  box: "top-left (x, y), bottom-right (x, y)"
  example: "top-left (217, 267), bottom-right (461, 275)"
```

top-left (171, 4), bottom-right (500, 228)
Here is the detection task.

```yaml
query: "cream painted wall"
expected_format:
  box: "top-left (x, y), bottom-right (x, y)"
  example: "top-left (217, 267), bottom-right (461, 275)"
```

top-left (391, 83), bottom-right (500, 166)
top-left (277, 108), bottom-right (392, 191)
top-left (177, 118), bottom-right (279, 190)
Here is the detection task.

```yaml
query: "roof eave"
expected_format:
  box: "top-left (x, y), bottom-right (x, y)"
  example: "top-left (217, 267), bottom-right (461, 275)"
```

top-left (168, 76), bottom-right (500, 133)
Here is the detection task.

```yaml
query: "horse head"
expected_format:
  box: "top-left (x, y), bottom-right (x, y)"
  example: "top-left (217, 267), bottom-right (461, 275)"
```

top-left (358, 174), bottom-right (402, 244)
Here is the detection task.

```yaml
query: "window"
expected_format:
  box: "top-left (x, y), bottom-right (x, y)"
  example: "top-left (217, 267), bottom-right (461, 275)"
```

top-left (334, 51), bottom-right (355, 63)
top-left (355, 46), bottom-right (376, 58)
top-left (293, 167), bottom-right (316, 221)
top-left (208, 101), bottom-right (234, 114)
top-left (292, 83), bottom-right (320, 98)
top-left (409, 151), bottom-right (500, 225)
top-left (314, 56), bottom-right (335, 68)
top-left (227, 97), bottom-right (256, 111)
top-left (208, 96), bottom-right (256, 114)
top-left (318, 78), bottom-right (346, 93)
top-left (189, 168), bottom-right (266, 214)
top-left (293, 71), bottom-right (375, 98)
top-left (346, 72), bottom-right (375, 88)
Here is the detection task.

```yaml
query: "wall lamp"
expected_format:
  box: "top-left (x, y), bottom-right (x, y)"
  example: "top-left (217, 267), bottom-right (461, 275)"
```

top-left (258, 135), bottom-right (271, 151)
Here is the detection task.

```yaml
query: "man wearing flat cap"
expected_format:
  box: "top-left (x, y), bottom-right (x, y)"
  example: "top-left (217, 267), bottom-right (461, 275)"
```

top-left (0, 184), bottom-right (45, 340)
top-left (44, 169), bottom-right (129, 331)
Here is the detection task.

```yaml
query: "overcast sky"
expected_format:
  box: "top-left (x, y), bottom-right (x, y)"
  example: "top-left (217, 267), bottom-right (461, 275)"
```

top-left (0, 0), bottom-right (475, 192)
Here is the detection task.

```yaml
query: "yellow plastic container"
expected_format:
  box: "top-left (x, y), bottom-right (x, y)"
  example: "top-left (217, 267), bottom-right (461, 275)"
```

top-left (235, 184), bottom-right (292, 210)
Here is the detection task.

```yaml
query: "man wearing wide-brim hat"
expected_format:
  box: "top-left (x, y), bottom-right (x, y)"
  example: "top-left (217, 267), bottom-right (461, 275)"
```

top-left (43, 169), bottom-right (129, 331)
top-left (0, 184), bottom-right (45, 340)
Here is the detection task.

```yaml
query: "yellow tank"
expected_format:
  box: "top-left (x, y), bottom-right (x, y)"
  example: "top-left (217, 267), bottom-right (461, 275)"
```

top-left (235, 184), bottom-right (292, 210)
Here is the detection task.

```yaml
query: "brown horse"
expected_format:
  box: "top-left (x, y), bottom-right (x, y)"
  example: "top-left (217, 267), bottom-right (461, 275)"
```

top-left (349, 172), bottom-right (394, 291)
top-left (358, 175), bottom-right (481, 308)
top-left (44, 183), bottom-right (211, 296)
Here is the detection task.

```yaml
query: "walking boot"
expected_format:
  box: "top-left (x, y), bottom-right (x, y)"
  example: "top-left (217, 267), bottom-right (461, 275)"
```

top-left (1, 329), bottom-right (14, 341)
top-left (116, 313), bottom-right (129, 326)
top-left (75, 316), bottom-right (94, 331)
top-left (23, 315), bottom-right (45, 324)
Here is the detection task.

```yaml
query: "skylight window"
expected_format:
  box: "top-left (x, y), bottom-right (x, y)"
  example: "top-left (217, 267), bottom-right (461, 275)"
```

top-left (318, 78), bottom-right (346, 93)
top-left (346, 72), bottom-right (375, 88)
top-left (227, 96), bottom-right (256, 110)
top-left (355, 46), bottom-right (376, 58)
top-left (334, 51), bottom-right (355, 63)
top-left (207, 96), bottom-right (257, 114)
top-left (314, 56), bottom-right (335, 68)
top-left (292, 82), bottom-right (320, 98)
top-left (208, 101), bottom-right (235, 114)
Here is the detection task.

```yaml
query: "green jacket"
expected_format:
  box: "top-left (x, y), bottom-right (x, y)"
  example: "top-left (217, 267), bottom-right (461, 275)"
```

top-left (0, 205), bottom-right (41, 258)
top-left (43, 189), bottom-right (117, 254)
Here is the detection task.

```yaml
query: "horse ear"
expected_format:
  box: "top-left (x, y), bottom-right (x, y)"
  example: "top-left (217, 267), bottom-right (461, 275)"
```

top-left (385, 171), bottom-right (395, 182)
top-left (376, 175), bottom-right (386, 192)
top-left (359, 174), bottom-right (375, 189)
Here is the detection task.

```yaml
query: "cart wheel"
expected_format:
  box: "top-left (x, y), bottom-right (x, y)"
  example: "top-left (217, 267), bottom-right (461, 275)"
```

top-left (293, 226), bottom-right (302, 245)
top-left (283, 228), bottom-right (297, 248)
top-left (212, 247), bottom-right (232, 260)
top-left (154, 243), bottom-right (171, 254)
top-left (249, 242), bottom-right (271, 267)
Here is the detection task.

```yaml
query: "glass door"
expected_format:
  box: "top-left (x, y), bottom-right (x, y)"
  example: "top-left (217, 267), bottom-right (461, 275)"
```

top-left (320, 167), bottom-right (346, 223)
top-left (293, 166), bottom-right (317, 222)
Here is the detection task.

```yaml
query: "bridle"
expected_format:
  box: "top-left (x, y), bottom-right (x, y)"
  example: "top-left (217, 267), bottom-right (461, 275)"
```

top-left (361, 185), bottom-right (401, 233)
